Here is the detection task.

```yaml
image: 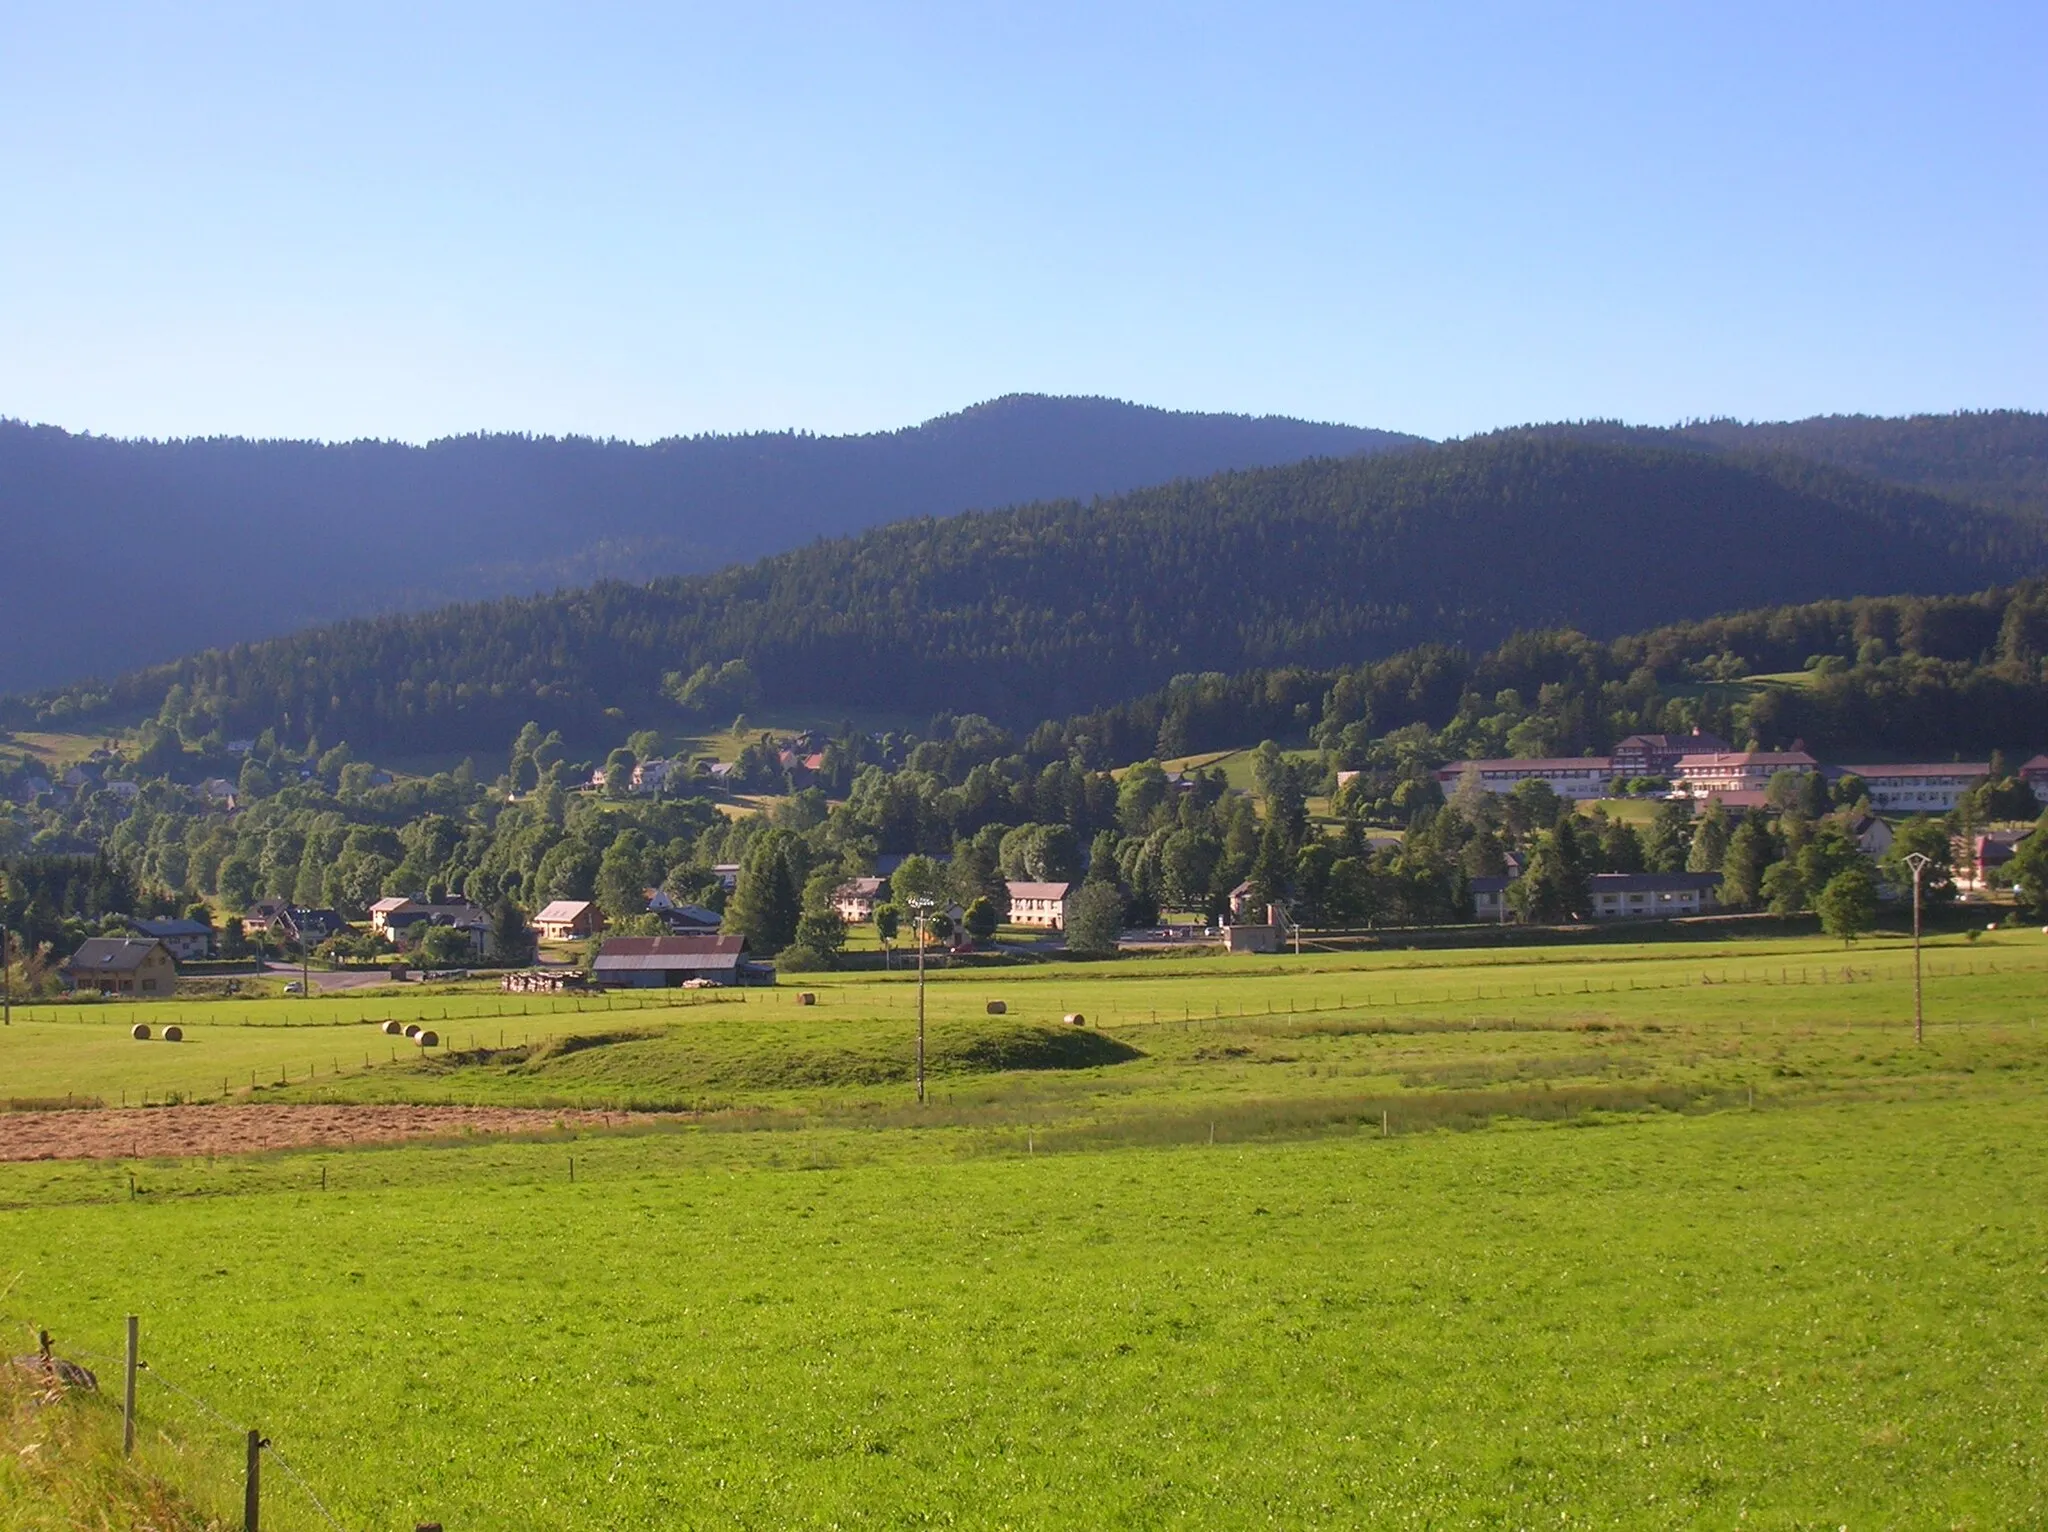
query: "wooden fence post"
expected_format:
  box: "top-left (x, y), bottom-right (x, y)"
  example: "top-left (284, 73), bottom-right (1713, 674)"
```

top-left (244, 1429), bottom-right (265, 1532)
top-left (123, 1315), bottom-right (138, 1456)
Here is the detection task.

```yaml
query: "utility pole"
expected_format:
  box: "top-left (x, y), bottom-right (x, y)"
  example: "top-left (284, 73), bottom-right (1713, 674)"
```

top-left (1904, 851), bottom-right (1931, 1044)
top-left (909, 895), bottom-right (935, 1104)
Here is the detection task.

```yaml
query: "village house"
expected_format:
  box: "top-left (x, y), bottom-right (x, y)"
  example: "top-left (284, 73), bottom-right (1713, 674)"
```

top-left (1586, 872), bottom-right (1722, 919)
top-left (643, 888), bottom-right (721, 931)
top-left (832, 877), bottom-right (888, 923)
top-left (61, 937), bottom-right (177, 998)
top-left (591, 934), bottom-right (764, 987)
top-left (1470, 871), bottom-right (1721, 921)
top-left (1005, 881), bottom-right (1072, 930)
top-left (133, 917), bottom-right (214, 962)
top-left (1961, 828), bottom-right (2033, 892)
top-left (370, 896), bottom-right (486, 951)
top-left (1848, 814), bottom-right (1895, 860)
top-left (534, 899), bottom-right (603, 942)
top-left (712, 863), bottom-right (742, 892)
top-left (198, 777), bottom-right (238, 810)
top-left (630, 758), bottom-right (680, 794)
top-left (1836, 762), bottom-right (1990, 814)
top-left (657, 902), bottom-right (722, 933)
top-left (1471, 875), bottom-right (1515, 921)
top-left (1672, 748), bottom-right (1819, 798)
top-left (1433, 758), bottom-right (1614, 801)
top-left (1692, 788), bottom-right (1772, 815)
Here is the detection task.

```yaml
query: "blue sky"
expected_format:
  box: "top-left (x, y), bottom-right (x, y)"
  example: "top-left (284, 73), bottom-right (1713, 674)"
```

top-left (2, 2), bottom-right (2042, 442)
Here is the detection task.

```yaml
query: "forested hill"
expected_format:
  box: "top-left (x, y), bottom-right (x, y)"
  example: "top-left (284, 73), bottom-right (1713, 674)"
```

top-left (14, 435), bottom-right (2044, 756)
top-left (0, 395), bottom-right (1412, 693)
top-left (1510, 410), bottom-right (2048, 520)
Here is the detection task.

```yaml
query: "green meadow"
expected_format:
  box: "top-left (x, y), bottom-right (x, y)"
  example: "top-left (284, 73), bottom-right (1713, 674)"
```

top-left (5, 929), bottom-right (2048, 1527)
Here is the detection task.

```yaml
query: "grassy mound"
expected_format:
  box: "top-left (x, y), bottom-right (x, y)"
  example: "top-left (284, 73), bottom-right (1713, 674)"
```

top-left (298, 1015), bottom-right (1144, 1105)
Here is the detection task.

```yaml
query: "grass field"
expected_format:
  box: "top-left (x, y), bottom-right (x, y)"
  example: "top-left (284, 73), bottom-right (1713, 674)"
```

top-left (6, 929), bottom-right (2047, 1527)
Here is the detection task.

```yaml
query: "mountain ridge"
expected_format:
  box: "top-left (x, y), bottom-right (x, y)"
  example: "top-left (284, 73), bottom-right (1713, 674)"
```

top-left (0, 393), bottom-right (1419, 692)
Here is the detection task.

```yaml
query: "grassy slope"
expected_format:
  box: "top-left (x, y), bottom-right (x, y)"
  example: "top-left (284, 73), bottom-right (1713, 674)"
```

top-left (6, 932), bottom-right (2048, 1527)
top-left (3, 1096), bottom-right (2042, 1528)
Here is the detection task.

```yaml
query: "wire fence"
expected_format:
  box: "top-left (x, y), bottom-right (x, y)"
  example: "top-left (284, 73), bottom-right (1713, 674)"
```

top-left (41, 1325), bottom-right (352, 1532)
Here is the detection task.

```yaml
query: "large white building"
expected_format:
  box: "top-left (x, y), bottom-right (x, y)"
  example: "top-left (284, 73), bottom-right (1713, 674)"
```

top-left (1006, 881), bottom-right (1073, 930)
top-left (1836, 763), bottom-right (1989, 814)
top-left (1672, 749), bottom-right (1818, 798)
top-left (1433, 758), bottom-right (1614, 801)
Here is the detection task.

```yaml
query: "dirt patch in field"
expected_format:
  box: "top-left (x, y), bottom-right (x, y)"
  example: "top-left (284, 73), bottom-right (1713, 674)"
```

top-left (0, 1105), bottom-right (675, 1162)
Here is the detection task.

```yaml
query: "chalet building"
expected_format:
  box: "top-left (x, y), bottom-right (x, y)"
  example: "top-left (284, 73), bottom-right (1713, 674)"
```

top-left (1836, 763), bottom-right (1989, 814)
top-left (368, 896), bottom-right (415, 934)
top-left (1433, 758), bottom-right (1613, 801)
top-left (1610, 730), bottom-right (1731, 779)
top-left (242, 899), bottom-right (290, 936)
top-left (2019, 755), bottom-right (2048, 804)
top-left (591, 934), bottom-right (764, 987)
top-left (534, 899), bottom-right (602, 942)
top-left (833, 877), bottom-right (888, 923)
top-left (712, 863), bottom-right (742, 892)
top-left (1006, 881), bottom-right (1072, 930)
top-left (369, 896), bottom-right (481, 937)
top-left (1672, 749), bottom-right (1818, 798)
top-left (61, 937), bottom-right (177, 998)
top-left (658, 903), bottom-right (722, 933)
top-left (278, 907), bottom-right (347, 945)
top-left (133, 917), bottom-right (214, 962)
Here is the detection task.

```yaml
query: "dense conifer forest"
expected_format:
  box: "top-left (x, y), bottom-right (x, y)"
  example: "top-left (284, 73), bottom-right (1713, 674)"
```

top-left (11, 435), bottom-right (2041, 756)
top-left (1520, 410), bottom-right (2048, 520)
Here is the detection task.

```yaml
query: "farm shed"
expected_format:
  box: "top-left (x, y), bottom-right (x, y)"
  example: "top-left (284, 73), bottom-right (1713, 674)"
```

top-left (591, 934), bottom-right (767, 988)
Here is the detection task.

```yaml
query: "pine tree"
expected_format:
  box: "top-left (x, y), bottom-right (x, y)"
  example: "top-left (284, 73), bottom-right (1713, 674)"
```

top-left (490, 897), bottom-right (536, 966)
top-left (725, 830), bottom-right (803, 952)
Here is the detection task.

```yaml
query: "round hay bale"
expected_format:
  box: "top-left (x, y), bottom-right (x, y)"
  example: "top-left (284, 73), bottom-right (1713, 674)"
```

top-left (1064, 1012), bottom-right (1086, 1027)
top-left (131, 1023), bottom-right (151, 1041)
top-left (417, 1030), bottom-right (439, 1049)
top-left (381, 1019), bottom-right (403, 1036)
top-left (797, 992), bottom-right (817, 1005)
top-left (403, 1023), bottom-right (422, 1039)
top-left (985, 1000), bottom-right (1007, 1015)
top-left (161, 1024), bottom-right (183, 1043)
